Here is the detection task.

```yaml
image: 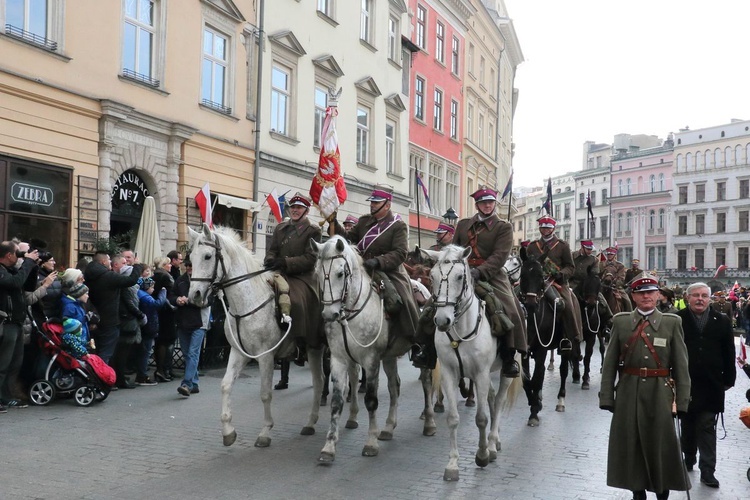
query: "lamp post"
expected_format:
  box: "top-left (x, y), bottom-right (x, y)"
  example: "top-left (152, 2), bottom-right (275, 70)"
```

top-left (443, 207), bottom-right (458, 227)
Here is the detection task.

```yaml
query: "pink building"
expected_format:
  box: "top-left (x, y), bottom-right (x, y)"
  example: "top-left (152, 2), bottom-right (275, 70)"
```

top-left (609, 136), bottom-right (674, 273)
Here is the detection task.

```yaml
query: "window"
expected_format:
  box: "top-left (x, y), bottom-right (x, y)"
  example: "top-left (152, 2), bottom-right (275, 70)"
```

top-left (317, 0), bottom-right (333, 17)
top-left (123, 0), bottom-right (156, 83)
top-left (695, 249), bottom-right (704, 269)
top-left (717, 212), bottom-right (726, 233)
top-left (649, 175), bottom-right (656, 192)
top-left (717, 181), bottom-right (726, 201)
top-left (479, 57), bottom-right (485, 86)
top-left (449, 99), bottom-right (458, 140)
top-left (716, 247), bottom-right (726, 266)
top-left (428, 161), bottom-right (443, 215)
top-left (617, 213), bottom-right (623, 232)
top-left (202, 27), bottom-right (229, 111)
top-left (618, 179), bottom-right (623, 196)
top-left (487, 122), bottom-right (494, 156)
top-left (435, 22), bottom-right (444, 63)
top-left (466, 104), bottom-right (473, 141)
top-left (677, 249), bottom-right (687, 270)
top-left (416, 4), bottom-right (426, 49)
top-left (446, 168), bottom-right (459, 214)
top-left (649, 210), bottom-right (656, 230)
top-left (740, 210), bottom-right (749, 232)
top-left (658, 209), bottom-right (665, 229)
top-left (740, 247), bottom-right (749, 269)
top-left (678, 186), bottom-right (688, 204)
top-left (270, 64), bottom-right (291, 134)
top-left (659, 173), bottom-right (665, 190)
top-left (695, 214), bottom-right (704, 234)
top-left (626, 178), bottom-right (632, 195)
top-left (602, 188), bottom-right (608, 205)
top-left (579, 192), bottom-right (585, 208)
top-left (360, 0), bottom-right (372, 43)
top-left (385, 119), bottom-right (396, 174)
top-left (590, 191), bottom-right (596, 206)
top-left (695, 184), bottom-right (705, 202)
top-left (678, 215), bottom-right (687, 235)
top-left (313, 86), bottom-right (327, 148)
top-left (414, 76), bottom-right (425, 120)
top-left (433, 88), bottom-right (443, 131)
top-left (451, 36), bottom-right (459, 74)
top-left (356, 106), bottom-right (370, 164)
top-left (489, 67), bottom-right (495, 95)
top-left (468, 43), bottom-right (474, 74)
top-left (741, 179), bottom-right (750, 199)
top-left (626, 212), bottom-right (632, 232)
top-left (4, 0), bottom-right (63, 50)
top-left (387, 15), bottom-right (398, 62)
top-left (564, 203), bottom-right (570, 220)
top-left (578, 220), bottom-right (584, 239)
top-left (478, 113), bottom-right (484, 149)
top-left (601, 216), bottom-right (608, 237)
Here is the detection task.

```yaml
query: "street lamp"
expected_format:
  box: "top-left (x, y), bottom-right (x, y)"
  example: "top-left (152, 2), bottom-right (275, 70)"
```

top-left (443, 207), bottom-right (458, 226)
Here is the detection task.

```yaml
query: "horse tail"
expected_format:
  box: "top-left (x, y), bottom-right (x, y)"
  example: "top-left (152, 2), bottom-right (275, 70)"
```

top-left (431, 360), bottom-right (441, 398)
top-left (502, 353), bottom-right (524, 411)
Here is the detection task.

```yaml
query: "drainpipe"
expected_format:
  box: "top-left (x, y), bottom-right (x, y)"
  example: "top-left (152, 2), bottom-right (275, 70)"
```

top-left (251, 0), bottom-right (265, 251)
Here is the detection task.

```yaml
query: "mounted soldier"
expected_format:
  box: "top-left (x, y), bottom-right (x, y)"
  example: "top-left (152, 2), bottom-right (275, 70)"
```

top-left (571, 239), bottom-right (613, 327)
top-left (600, 246), bottom-right (626, 289)
top-left (624, 258), bottom-right (641, 284)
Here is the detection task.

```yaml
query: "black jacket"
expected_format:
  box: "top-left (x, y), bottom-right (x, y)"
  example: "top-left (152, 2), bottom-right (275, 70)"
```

top-left (677, 307), bottom-right (736, 413)
top-left (170, 273), bottom-right (206, 331)
top-left (0, 259), bottom-right (38, 325)
top-left (83, 261), bottom-right (143, 329)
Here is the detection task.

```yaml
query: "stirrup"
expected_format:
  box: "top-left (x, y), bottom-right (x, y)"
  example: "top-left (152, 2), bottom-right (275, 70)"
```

top-left (559, 338), bottom-right (572, 352)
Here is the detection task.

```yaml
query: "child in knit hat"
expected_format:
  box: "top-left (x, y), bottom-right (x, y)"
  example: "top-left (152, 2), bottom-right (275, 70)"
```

top-left (61, 282), bottom-right (95, 352)
top-left (61, 318), bottom-right (89, 359)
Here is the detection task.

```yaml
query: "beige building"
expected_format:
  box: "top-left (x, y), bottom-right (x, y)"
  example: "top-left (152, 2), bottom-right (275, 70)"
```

top-left (463, 0), bottom-right (522, 219)
top-left (0, 0), bottom-right (259, 265)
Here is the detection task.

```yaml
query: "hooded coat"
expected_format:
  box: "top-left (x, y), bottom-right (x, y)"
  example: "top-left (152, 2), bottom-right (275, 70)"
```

top-left (599, 309), bottom-right (691, 493)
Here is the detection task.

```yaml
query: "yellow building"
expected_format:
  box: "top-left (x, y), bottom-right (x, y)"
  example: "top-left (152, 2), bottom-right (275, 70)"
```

top-left (0, 0), bottom-right (258, 265)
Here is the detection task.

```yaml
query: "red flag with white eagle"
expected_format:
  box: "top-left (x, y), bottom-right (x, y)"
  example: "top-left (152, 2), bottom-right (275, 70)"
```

top-left (195, 183), bottom-right (213, 228)
top-left (310, 87), bottom-right (347, 221)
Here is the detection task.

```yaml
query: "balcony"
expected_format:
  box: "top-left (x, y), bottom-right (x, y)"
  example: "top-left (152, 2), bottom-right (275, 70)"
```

top-left (664, 268), bottom-right (750, 279)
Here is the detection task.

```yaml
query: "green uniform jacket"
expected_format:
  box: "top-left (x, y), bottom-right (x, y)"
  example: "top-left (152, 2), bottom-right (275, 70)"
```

top-left (599, 309), bottom-right (691, 493)
top-left (454, 214), bottom-right (527, 352)
top-left (265, 216), bottom-right (325, 349)
top-left (334, 212), bottom-right (419, 341)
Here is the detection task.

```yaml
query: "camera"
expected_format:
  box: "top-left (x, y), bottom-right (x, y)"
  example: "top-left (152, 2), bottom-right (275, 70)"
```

top-left (15, 250), bottom-right (25, 258)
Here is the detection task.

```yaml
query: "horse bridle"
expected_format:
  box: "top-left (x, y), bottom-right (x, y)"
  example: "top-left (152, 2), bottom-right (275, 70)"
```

top-left (433, 259), bottom-right (474, 320)
top-left (319, 254), bottom-right (375, 322)
top-left (190, 233), bottom-right (268, 293)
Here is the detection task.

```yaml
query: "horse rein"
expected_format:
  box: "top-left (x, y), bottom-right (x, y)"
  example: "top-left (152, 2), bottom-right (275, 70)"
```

top-left (522, 277), bottom-right (559, 349)
top-left (433, 259), bottom-right (474, 321)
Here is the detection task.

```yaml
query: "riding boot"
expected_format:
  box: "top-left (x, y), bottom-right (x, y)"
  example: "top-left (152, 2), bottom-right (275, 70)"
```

top-left (656, 491), bottom-right (670, 500)
top-left (294, 339), bottom-right (307, 367)
top-left (275, 360), bottom-right (289, 390)
top-left (499, 345), bottom-right (519, 378)
top-left (412, 341), bottom-right (436, 370)
top-left (632, 491), bottom-right (646, 500)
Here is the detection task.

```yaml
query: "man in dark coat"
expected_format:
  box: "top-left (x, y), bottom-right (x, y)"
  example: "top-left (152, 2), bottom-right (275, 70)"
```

top-left (677, 282), bottom-right (736, 489)
top-left (624, 258), bottom-right (641, 284)
top-left (83, 251), bottom-right (143, 364)
top-left (600, 272), bottom-right (691, 500)
top-left (265, 193), bottom-right (325, 389)
top-left (601, 247), bottom-right (627, 288)
top-left (332, 185), bottom-right (419, 345)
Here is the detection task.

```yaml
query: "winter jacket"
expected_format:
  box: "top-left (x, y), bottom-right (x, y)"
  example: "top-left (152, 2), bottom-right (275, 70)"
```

top-left (138, 288), bottom-right (167, 337)
top-left (170, 273), bottom-right (208, 331)
top-left (83, 261), bottom-right (142, 329)
top-left (61, 295), bottom-right (90, 343)
top-left (0, 258), bottom-right (38, 325)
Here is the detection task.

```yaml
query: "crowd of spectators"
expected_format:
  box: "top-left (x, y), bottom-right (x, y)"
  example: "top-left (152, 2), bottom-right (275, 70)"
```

top-left (0, 239), bottom-right (214, 414)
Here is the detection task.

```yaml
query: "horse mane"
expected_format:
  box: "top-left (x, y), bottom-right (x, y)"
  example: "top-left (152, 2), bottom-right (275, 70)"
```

top-left (202, 225), bottom-right (262, 272)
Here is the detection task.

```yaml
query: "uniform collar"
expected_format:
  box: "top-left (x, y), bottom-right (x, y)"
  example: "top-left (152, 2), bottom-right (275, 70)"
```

top-left (629, 308), bottom-right (663, 331)
top-left (471, 213), bottom-right (498, 229)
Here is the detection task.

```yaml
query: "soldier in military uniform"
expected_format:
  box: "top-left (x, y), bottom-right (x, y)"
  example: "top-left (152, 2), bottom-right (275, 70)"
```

top-left (265, 193), bottom-right (325, 390)
top-left (624, 258), bottom-right (641, 284)
top-left (331, 185), bottom-right (419, 344)
top-left (429, 222), bottom-right (454, 251)
top-left (600, 247), bottom-right (627, 288)
top-left (710, 291), bottom-right (734, 318)
top-left (525, 216), bottom-right (583, 343)
top-left (413, 187), bottom-right (527, 376)
top-left (571, 239), bottom-right (613, 327)
top-left (342, 215), bottom-right (359, 231)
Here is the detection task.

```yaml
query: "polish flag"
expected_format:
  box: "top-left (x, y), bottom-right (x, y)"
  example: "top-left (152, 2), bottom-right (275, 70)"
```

top-left (195, 183), bottom-right (212, 228)
top-left (266, 189), bottom-right (283, 223)
top-left (713, 264), bottom-right (728, 279)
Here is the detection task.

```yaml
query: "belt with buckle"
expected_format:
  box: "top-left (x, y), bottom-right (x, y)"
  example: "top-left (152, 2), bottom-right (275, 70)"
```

top-left (623, 367), bottom-right (670, 377)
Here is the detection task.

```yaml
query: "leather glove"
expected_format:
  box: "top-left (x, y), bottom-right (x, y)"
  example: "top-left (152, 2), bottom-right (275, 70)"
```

top-left (674, 410), bottom-right (688, 419)
top-left (363, 258), bottom-right (379, 271)
top-left (470, 268), bottom-right (481, 282)
top-left (138, 314), bottom-right (148, 327)
top-left (266, 257), bottom-right (286, 271)
top-left (552, 273), bottom-right (563, 283)
top-left (600, 405), bottom-right (614, 413)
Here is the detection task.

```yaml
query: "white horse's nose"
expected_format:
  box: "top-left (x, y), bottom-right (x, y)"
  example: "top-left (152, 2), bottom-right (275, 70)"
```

top-left (434, 313), bottom-right (452, 332)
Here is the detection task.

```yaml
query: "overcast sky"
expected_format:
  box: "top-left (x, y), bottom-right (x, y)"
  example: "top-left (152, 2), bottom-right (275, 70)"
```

top-left (504, 0), bottom-right (750, 189)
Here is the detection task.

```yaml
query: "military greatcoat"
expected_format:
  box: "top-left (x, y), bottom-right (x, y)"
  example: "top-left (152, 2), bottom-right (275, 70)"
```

top-left (453, 214), bottom-right (527, 352)
top-left (570, 250), bottom-right (599, 292)
top-left (601, 258), bottom-right (627, 288)
top-left (599, 309), bottom-right (691, 494)
top-left (334, 212), bottom-right (419, 341)
top-left (264, 216), bottom-right (325, 349)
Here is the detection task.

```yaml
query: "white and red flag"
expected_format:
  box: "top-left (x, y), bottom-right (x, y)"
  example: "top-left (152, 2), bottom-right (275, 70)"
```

top-left (310, 88), bottom-right (347, 221)
top-left (266, 189), bottom-right (283, 223)
top-left (195, 183), bottom-right (213, 228)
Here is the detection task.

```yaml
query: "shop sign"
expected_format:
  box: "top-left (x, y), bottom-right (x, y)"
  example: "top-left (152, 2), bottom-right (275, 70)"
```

top-left (80, 242), bottom-right (97, 252)
top-left (79, 209), bottom-right (98, 221)
top-left (111, 170), bottom-right (149, 209)
top-left (78, 230), bottom-right (98, 242)
top-left (11, 182), bottom-right (54, 207)
top-left (79, 221), bottom-right (98, 230)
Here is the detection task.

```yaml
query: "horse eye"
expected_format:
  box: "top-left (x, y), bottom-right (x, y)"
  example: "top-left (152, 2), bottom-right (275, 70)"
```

top-left (337, 271), bottom-right (345, 278)
top-left (204, 253), bottom-right (212, 260)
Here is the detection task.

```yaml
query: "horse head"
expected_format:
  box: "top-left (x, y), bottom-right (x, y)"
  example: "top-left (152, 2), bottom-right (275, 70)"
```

top-left (519, 251), bottom-right (546, 312)
top-left (314, 235), bottom-right (359, 322)
top-left (580, 263), bottom-right (601, 307)
top-left (425, 245), bottom-right (473, 332)
top-left (503, 255), bottom-right (522, 284)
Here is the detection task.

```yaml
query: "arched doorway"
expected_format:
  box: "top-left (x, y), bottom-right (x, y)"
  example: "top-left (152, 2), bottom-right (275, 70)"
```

top-left (110, 169), bottom-right (151, 248)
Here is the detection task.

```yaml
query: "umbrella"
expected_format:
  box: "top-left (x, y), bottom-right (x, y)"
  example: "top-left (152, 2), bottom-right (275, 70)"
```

top-left (134, 196), bottom-right (162, 266)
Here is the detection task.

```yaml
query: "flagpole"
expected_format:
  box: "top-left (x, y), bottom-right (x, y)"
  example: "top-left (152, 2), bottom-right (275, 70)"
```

top-left (415, 170), bottom-right (422, 248)
top-left (586, 189), bottom-right (590, 239)
top-left (506, 190), bottom-right (512, 221)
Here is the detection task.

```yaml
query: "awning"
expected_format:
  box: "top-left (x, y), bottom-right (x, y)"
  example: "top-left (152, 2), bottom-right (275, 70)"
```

top-left (216, 194), bottom-right (260, 212)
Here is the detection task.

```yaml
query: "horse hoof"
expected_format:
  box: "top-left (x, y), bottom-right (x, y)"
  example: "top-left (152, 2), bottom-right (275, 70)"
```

top-left (362, 445), bottom-right (379, 457)
top-left (434, 403), bottom-right (445, 413)
top-left (465, 398), bottom-right (476, 407)
top-left (320, 396), bottom-right (327, 406)
top-left (378, 431), bottom-right (393, 441)
top-left (423, 425), bottom-right (437, 437)
top-left (223, 431), bottom-right (237, 447)
top-left (318, 451), bottom-right (335, 464)
top-left (443, 469), bottom-right (459, 481)
top-left (547, 363), bottom-right (554, 371)
top-left (572, 378), bottom-right (580, 384)
top-left (555, 405), bottom-right (565, 412)
top-left (476, 454), bottom-right (490, 468)
top-left (581, 381), bottom-right (590, 390)
top-left (489, 450), bottom-right (498, 462)
top-left (300, 426), bottom-right (315, 436)
top-left (345, 420), bottom-right (358, 429)
top-left (527, 417), bottom-right (539, 427)
top-left (254, 436), bottom-right (271, 447)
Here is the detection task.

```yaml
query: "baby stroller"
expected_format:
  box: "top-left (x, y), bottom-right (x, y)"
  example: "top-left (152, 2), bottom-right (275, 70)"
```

top-left (28, 320), bottom-right (112, 407)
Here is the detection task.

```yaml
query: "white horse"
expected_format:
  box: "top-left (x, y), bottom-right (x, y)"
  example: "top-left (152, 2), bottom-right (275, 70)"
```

top-left (422, 245), bottom-right (522, 481)
top-left (503, 254), bottom-right (522, 284)
top-left (313, 236), bottom-right (436, 462)
top-left (187, 224), bottom-right (333, 448)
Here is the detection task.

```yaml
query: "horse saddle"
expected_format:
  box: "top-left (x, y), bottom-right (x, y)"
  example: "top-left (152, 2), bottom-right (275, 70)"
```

top-left (372, 270), bottom-right (402, 316)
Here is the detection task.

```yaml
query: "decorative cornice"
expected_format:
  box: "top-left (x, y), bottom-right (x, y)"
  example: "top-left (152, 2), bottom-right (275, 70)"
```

top-left (312, 55), bottom-right (344, 78)
top-left (354, 77), bottom-right (382, 98)
top-left (200, 0), bottom-right (246, 22)
top-left (384, 93), bottom-right (406, 112)
top-left (268, 30), bottom-right (306, 58)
